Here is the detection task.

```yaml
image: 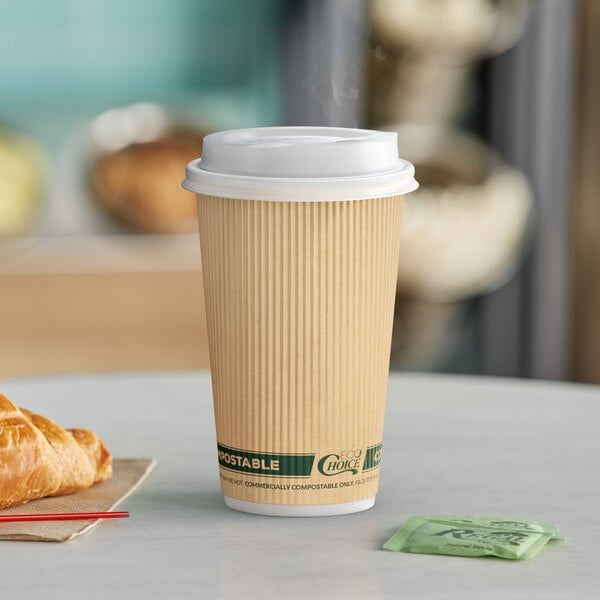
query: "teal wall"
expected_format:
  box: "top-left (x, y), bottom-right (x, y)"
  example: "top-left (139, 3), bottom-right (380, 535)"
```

top-left (0, 0), bottom-right (284, 130)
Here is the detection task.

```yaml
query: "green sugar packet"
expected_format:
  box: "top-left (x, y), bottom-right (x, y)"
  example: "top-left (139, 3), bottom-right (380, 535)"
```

top-left (383, 516), bottom-right (564, 560)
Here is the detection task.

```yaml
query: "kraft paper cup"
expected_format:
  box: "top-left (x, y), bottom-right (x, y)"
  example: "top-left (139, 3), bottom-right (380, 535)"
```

top-left (183, 127), bottom-right (418, 516)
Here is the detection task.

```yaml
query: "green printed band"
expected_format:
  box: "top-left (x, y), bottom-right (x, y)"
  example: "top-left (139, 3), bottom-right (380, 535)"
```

top-left (362, 443), bottom-right (382, 471)
top-left (217, 444), bottom-right (315, 477)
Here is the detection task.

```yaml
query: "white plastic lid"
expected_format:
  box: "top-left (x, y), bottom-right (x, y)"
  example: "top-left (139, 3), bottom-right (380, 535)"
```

top-left (182, 126), bottom-right (418, 201)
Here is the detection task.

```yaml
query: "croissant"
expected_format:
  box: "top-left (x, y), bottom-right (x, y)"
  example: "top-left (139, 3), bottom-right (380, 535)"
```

top-left (0, 394), bottom-right (112, 509)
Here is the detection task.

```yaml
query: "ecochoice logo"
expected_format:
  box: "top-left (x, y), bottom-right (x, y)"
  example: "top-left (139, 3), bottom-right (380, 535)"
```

top-left (318, 449), bottom-right (362, 476)
top-left (217, 444), bottom-right (315, 477)
top-left (317, 444), bottom-right (382, 477)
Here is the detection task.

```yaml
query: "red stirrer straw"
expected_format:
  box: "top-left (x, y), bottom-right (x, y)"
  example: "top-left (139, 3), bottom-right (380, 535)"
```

top-left (0, 511), bottom-right (129, 523)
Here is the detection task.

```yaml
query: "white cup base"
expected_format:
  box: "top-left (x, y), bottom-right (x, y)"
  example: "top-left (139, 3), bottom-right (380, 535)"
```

top-left (223, 496), bottom-right (375, 517)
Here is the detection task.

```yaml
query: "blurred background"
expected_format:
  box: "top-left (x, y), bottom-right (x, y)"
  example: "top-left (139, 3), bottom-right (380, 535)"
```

top-left (0, 0), bottom-right (597, 383)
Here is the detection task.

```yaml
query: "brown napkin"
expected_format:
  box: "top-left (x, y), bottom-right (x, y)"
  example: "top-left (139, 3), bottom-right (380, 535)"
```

top-left (0, 458), bottom-right (156, 542)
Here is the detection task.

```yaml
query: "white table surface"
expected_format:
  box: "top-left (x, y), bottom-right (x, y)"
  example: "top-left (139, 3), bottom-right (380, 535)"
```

top-left (1, 371), bottom-right (599, 599)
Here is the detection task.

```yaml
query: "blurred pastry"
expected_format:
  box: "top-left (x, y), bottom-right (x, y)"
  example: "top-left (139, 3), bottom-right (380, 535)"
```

top-left (89, 103), bottom-right (205, 233)
top-left (0, 128), bottom-right (45, 236)
top-left (91, 129), bottom-right (203, 234)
